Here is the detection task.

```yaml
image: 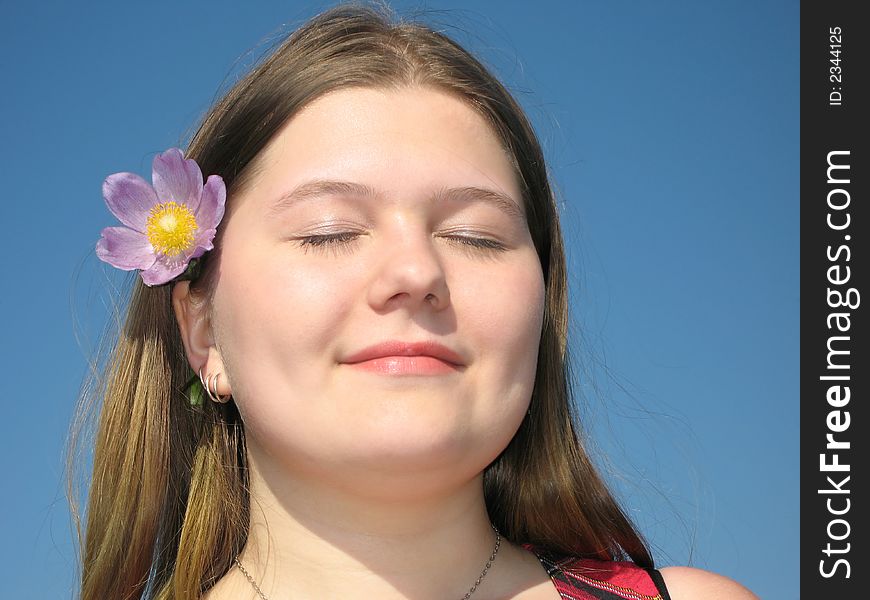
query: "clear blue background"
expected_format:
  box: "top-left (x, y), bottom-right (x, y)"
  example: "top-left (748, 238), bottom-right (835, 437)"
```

top-left (1, 1), bottom-right (798, 598)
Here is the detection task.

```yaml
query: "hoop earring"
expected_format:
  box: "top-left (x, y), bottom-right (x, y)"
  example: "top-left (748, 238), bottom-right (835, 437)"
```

top-left (199, 367), bottom-right (232, 404)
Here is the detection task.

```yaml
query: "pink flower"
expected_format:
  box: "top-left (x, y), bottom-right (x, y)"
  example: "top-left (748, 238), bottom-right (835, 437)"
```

top-left (96, 148), bottom-right (226, 286)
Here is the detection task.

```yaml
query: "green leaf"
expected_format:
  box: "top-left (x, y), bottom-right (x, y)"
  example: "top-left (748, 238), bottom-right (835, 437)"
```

top-left (187, 376), bottom-right (205, 407)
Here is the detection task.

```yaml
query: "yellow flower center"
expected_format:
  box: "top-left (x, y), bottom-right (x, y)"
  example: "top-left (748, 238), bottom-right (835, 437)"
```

top-left (146, 201), bottom-right (198, 257)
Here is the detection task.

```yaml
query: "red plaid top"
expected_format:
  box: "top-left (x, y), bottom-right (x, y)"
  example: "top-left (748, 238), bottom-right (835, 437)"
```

top-left (524, 545), bottom-right (672, 600)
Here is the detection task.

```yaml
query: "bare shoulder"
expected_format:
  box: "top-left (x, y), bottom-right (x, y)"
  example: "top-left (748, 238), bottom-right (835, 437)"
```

top-left (659, 566), bottom-right (759, 600)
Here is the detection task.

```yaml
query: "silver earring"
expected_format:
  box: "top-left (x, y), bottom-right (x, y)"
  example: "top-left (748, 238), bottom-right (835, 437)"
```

top-left (199, 367), bottom-right (232, 404)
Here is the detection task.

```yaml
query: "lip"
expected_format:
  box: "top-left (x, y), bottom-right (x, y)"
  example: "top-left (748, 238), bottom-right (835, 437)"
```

top-left (342, 340), bottom-right (466, 374)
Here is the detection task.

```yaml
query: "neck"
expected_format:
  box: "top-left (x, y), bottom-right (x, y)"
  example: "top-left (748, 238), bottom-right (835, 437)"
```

top-left (232, 447), bottom-right (517, 600)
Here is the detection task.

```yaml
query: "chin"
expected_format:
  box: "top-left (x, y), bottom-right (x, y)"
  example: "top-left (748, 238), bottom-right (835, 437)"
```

top-left (340, 427), bottom-right (513, 487)
top-left (279, 430), bottom-right (501, 499)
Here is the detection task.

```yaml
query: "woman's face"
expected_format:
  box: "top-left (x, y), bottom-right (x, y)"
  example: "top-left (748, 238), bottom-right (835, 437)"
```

top-left (211, 87), bottom-right (545, 496)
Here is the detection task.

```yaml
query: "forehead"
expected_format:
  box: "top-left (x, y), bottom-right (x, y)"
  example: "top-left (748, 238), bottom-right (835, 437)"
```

top-left (238, 86), bottom-right (522, 211)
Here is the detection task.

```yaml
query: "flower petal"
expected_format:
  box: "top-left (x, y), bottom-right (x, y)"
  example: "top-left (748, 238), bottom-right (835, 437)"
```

top-left (190, 228), bottom-right (217, 258)
top-left (196, 175), bottom-right (226, 230)
top-left (141, 257), bottom-right (189, 286)
top-left (152, 148), bottom-right (204, 210)
top-left (96, 227), bottom-right (157, 270)
top-left (103, 173), bottom-right (159, 232)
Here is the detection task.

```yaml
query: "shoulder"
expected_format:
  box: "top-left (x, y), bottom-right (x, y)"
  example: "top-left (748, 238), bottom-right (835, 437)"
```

top-left (659, 566), bottom-right (759, 600)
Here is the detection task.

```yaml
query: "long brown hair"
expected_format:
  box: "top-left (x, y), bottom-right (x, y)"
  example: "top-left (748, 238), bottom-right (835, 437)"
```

top-left (69, 3), bottom-right (652, 599)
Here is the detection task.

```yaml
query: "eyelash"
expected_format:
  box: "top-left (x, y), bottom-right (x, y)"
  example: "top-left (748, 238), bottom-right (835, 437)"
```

top-left (296, 232), bottom-right (506, 254)
top-left (292, 232), bottom-right (358, 257)
top-left (450, 236), bottom-right (506, 252)
top-left (298, 232), bottom-right (361, 250)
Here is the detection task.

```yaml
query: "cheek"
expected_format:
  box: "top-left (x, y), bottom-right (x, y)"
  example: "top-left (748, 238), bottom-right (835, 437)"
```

top-left (463, 256), bottom-right (545, 362)
top-left (211, 246), bottom-right (358, 406)
top-left (457, 254), bottom-right (545, 414)
top-left (450, 256), bottom-right (544, 468)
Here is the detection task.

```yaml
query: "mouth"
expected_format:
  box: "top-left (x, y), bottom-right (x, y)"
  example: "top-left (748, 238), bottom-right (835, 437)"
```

top-left (342, 340), bottom-right (466, 375)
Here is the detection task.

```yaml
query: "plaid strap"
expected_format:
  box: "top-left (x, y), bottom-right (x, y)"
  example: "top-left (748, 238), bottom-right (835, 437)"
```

top-left (524, 546), bottom-right (671, 600)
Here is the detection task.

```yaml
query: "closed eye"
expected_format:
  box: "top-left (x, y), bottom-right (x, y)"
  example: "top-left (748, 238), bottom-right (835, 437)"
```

top-left (442, 235), bottom-right (506, 252)
top-left (296, 231), bottom-right (362, 255)
top-left (294, 232), bottom-right (507, 256)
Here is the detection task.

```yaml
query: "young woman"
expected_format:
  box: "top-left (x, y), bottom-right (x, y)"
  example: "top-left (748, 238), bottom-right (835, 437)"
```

top-left (76, 3), bottom-right (758, 599)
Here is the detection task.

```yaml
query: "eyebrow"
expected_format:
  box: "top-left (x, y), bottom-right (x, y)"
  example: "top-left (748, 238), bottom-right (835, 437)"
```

top-left (266, 179), bottom-right (526, 223)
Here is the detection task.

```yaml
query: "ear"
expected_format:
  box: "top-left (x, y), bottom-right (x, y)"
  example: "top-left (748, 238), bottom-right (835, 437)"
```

top-left (171, 281), bottom-right (232, 396)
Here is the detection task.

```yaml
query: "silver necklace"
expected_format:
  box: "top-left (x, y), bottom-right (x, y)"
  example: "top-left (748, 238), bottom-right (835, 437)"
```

top-left (234, 525), bottom-right (502, 600)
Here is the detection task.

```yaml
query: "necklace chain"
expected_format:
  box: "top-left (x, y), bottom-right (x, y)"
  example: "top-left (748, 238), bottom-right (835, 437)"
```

top-left (233, 525), bottom-right (501, 600)
top-left (460, 527), bottom-right (501, 600)
top-left (235, 555), bottom-right (270, 600)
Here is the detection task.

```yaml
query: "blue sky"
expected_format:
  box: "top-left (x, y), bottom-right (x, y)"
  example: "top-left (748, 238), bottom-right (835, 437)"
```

top-left (1, 1), bottom-right (798, 598)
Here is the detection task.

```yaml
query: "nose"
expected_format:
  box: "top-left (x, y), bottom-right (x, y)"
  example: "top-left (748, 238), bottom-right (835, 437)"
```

top-left (366, 227), bottom-right (450, 312)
